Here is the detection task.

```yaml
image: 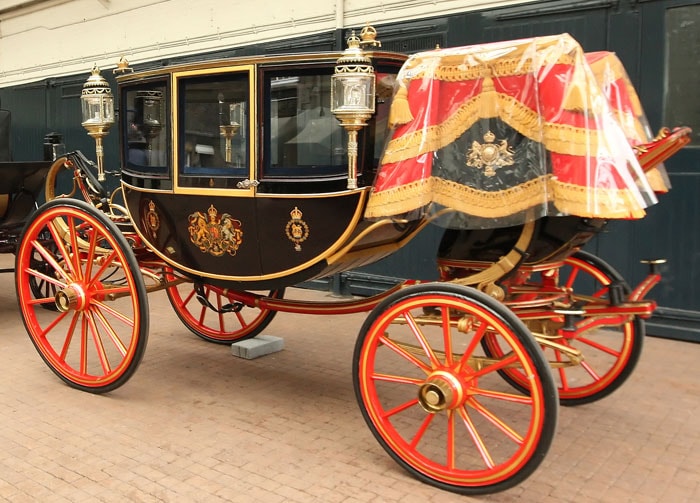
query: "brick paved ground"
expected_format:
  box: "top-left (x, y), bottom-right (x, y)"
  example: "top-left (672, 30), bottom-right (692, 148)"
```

top-left (0, 269), bottom-right (698, 502)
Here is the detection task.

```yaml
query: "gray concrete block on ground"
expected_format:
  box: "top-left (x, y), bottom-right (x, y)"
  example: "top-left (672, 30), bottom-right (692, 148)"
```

top-left (231, 334), bottom-right (284, 359)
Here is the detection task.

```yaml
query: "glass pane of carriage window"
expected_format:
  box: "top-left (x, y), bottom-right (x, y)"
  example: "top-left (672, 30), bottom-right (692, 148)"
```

top-left (665, 5), bottom-right (700, 146)
top-left (179, 73), bottom-right (250, 182)
top-left (266, 72), bottom-right (346, 176)
top-left (123, 82), bottom-right (169, 173)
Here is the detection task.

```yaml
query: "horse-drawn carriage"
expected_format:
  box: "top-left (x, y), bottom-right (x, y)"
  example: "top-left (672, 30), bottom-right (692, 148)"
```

top-left (12, 27), bottom-right (691, 494)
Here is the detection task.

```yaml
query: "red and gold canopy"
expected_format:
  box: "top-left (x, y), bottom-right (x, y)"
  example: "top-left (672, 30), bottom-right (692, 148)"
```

top-left (585, 50), bottom-right (670, 193)
top-left (365, 34), bottom-right (663, 228)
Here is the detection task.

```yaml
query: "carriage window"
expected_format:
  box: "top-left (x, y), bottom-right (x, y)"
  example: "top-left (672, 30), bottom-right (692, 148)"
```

top-left (264, 71), bottom-right (346, 177)
top-left (262, 68), bottom-right (398, 184)
top-left (178, 73), bottom-right (249, 185)
top-left (122, 82), bottom-right (169, 174)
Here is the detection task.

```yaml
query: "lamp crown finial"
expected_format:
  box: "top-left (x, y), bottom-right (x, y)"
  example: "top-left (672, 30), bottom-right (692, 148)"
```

top-left (359, 24), bottom-right (381, 48)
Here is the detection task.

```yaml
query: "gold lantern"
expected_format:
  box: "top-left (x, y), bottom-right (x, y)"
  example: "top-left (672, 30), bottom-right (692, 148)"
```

top-left (81, 64), bottom-right (114, 181)
top-left (135, 89), bottom-right (163, 164)
top-left (220, 102), bottom-right (242, 164)
top-left (331, 25), bottom-right (381, 189)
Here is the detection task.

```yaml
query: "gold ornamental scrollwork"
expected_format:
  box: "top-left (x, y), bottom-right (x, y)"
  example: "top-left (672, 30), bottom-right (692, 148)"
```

top-left (188, 204), bottom-right (243, 257)
top-left (285, 206), bottom-right (309, 252)
top-left (466, 130), bottom-right (515, 176)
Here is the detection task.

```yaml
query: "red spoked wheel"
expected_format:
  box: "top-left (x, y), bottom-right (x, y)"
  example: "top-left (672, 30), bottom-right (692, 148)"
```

top-left (15, 199), bottom-right (148, 393)
top-left (165, 271), bottom-right (284, 344)
top-left (484, 250), bottom-right (644, 406)
top-left (353, 283), bottom-right (557, 495)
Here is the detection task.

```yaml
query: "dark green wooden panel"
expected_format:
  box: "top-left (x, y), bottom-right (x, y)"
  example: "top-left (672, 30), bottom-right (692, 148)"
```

top-left (0, 85), bottom-right (47, 160)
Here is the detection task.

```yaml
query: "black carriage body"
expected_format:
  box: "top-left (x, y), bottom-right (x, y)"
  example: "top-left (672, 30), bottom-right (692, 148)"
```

top-left (437, 216), bottom-right (609, 268)
top-left (117, 51), bottom-right (415, 288)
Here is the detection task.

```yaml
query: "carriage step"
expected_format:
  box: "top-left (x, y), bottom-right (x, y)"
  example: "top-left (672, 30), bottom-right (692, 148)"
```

top-left (231, 335), bottom-right (284, 359)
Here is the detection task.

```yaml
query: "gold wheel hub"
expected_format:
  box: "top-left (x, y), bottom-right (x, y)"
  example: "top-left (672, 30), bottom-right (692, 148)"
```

top-left (55, 283), bottom-right (87, 312)
top-left (418, 370), bottom-right (467, 413)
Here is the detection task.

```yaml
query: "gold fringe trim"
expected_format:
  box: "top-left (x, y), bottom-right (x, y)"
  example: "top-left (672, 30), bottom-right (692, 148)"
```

top-left (431, 176), bottom-right (550, 217)
top-left (364, 179), bottom-right (436, 219)
top-left (549, 178), bottom-right (646, 218)
top-left (364, 175), bottom-right (647, 220)
top-left (400, 35), bottom-right (580, 83)
top-left (381, 91), bottom-right (613, 165)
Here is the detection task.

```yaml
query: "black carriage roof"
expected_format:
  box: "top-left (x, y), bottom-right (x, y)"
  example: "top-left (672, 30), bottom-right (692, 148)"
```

top-left (114, 50), bottom-right (408, 83)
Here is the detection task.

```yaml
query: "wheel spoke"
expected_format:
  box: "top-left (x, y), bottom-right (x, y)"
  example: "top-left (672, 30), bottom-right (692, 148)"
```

top-left (471, 387), bottom-right (534, 405)
top-left (59, 312), bottom-right (81, 360)
top-left (378, 333), bottom-right (433, 374)
top-left (456, 322), bottom-right (488, 373)
top-left (457, 406), bottom-right (495, 469)
top-left (47, 220), bottom-right (78, 279)
top-left (469, 353), bottom-right (520, 380)
top-left (576, 335), bottom-right (622, 357)
top-left (382, 398), bottom-right (420, 419)
top-left (371, 373), bottom-right (424, 385)
top-left (446, 410), bottom-right (456, 469)
top-left (564, 265), bottom-right (580, 289)
top-left (442, 308), bottom-right (454, 366)
top-left (79, 315), bottom-right (89, 375)
top-left (556, 350), bottom-right (570, 390)
top-left (28, 239), bottom-right (70, 284)
top-left (410, 413), bottom-right (436, 449)
top-left (466, 397), bottom-right (525, 444)
top-left (404, 310), bottom-right (441, 368)
top-left (86, 310), bottom-right (113, 374)
top-left (91, 305), bottom-right (130, 356)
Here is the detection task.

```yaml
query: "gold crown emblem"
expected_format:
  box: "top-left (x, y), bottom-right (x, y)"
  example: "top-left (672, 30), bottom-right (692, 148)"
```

top-left (290, 207), bottom-right (303, 220)
top-left (148, 200), bottom-right (155, 211)
top-left (483, 130), bottom-right (496, 143)
top-left (208, 205), bottom-right (218, 219)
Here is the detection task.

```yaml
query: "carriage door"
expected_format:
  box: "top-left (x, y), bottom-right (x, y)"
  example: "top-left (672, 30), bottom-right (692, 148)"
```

top-left (172, 66), bottom-right (264, 275)
top-left (254, 66), bottom-right (357, 276)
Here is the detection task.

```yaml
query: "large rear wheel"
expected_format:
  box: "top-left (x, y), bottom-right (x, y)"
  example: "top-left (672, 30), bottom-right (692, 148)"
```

top-left (165, 272), bottom-right (283, 344)
top-left (353, 283), bottom-right (557, 495)
top-left (15, 199), bottom-right (148, 393)
top-left (484, 250), bottom-right (644, 406)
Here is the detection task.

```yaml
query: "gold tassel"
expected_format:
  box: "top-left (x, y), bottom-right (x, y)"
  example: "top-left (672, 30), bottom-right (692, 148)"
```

top-left (479, 76), bottom-right (498, 118)
top-left (388, 84), bottom-right (414, 127)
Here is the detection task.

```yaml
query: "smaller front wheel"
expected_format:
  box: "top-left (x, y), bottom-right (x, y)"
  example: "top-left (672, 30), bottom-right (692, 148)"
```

top-left (16, 199), bottom-right (149, 393)
top-left (353, 283), bottom-right (558, 495)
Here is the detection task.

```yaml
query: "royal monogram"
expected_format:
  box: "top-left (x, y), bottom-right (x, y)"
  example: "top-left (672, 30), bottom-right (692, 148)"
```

top-left (285, 206), bottom-right (310, 252)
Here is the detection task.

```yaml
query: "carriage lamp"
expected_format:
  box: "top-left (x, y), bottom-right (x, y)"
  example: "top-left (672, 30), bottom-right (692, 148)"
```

top-left (331, 25), bottom-right (381, 189)
top-left (220, 102), bottom-right (242, 164)
top-left (81, 64), bottom-right (114, 181)
top-left (135, 90), bottom-right (164, 164)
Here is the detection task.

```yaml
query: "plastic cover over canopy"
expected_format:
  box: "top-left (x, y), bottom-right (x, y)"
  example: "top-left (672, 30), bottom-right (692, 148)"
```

top-left (365, 34), bottom-right (664, 228)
